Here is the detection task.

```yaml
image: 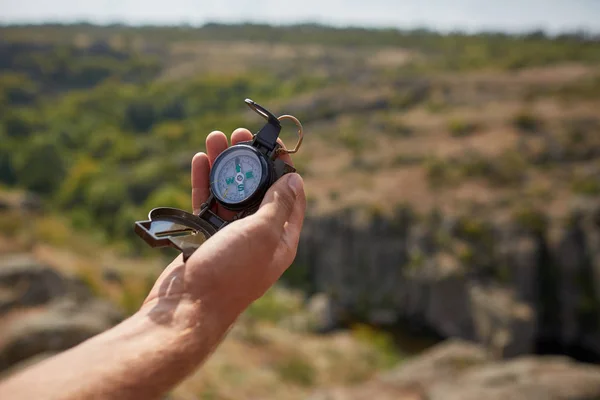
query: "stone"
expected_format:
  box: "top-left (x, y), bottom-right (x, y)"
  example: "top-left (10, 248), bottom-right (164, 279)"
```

top-left (381, 339), bottom-right (491, 386)
top-left (0, 298), bottom-right (122, 371)
top-left (311, 340), bottom-right (600, 400)
top-left (307, 293), bottom-right (338, 332)
top-left (0, 255), bottom-right (68, 313)
top-left (429, 355), bottom-right (600, 400)
top-left (469, 283), bottom-right (536, 357)
top-left (0, 254), bottom-right (124, 373)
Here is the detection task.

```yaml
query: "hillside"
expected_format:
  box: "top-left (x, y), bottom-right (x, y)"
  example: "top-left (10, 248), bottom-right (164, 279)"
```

top-left (1, 25), bottom-right (599, 242)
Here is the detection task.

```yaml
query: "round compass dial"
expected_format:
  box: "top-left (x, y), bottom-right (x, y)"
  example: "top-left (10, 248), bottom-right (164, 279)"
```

top-left (210, 145), bottom-right (267, 207)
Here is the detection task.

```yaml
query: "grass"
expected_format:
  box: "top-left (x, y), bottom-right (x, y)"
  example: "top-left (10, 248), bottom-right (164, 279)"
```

top-left (572, 178), bottom-right (600, 196)
top-left (244, 286), bottom-right (304, 324)
top-left (351, 324), bottom-right (403, 369)
top-left (425, 150), bottom-right (528, 188)
top-left (338, 130), bottom-right (369, 154)
top-left (456, 243), bottom-right (475, 266)
top-left (34, 215), bottom-right (72, 246)
top-left (275, 353), bottom-right (317, 387)
top-left (571, 174), bottom-right (600, 196)
top-left (448, 118), bottom-right (479, 137)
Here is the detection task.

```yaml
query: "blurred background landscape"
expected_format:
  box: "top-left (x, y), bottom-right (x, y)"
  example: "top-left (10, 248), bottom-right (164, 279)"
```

top-left (1, 1), bottom-right (600, 399)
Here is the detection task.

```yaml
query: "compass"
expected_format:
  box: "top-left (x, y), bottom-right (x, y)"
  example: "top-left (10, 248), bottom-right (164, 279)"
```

top-left (134, 99), bottom-right (303, 260)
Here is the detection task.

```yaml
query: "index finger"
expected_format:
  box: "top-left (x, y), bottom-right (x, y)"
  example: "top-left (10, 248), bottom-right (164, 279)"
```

top-left (191, 152), bottom-right (210, 214)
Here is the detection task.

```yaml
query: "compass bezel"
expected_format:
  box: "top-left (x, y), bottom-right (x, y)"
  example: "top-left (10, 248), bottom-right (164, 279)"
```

top-left (209, 144), bottom-right (271, 211)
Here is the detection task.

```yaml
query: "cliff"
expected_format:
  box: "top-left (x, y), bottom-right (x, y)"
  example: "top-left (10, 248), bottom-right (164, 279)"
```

top-left (295, 200), bottom-right (600, 359)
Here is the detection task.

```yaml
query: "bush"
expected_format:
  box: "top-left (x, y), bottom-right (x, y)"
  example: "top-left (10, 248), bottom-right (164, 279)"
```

top-left (513, 111), bottom-right (540, 133)
top-left (12, 137), bottom-right (66, 195)
top-left (512, 206), bottom-right (548, 234)
top-left (453, 150), bottom-right (526, 187)
top-left (487, 150), bottom-right (527, 186)
top-left (572, 176), bottom-right (600, 196)
top-left (424, 157), bottom-right (452, 187)
top-left (448, 118), bottom-right (479, 137)
top-left (351, 324), bottom-right (402, 369)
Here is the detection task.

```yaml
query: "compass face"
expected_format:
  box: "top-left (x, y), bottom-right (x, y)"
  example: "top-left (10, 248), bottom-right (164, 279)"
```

top-left (211, 146), bottom-right (265, 206)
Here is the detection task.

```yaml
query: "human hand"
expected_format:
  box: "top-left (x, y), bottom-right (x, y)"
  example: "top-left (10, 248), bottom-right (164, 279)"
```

top-left (142, 128), bottom-right (306, 328)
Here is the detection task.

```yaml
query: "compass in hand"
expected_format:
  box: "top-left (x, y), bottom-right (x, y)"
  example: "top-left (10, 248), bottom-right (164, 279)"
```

top-left (134, 99), bottom-right (303, 260)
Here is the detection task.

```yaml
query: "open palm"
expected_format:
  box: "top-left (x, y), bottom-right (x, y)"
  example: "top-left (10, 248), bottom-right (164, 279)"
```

top-left (143, 128), bottom-right (306, 324)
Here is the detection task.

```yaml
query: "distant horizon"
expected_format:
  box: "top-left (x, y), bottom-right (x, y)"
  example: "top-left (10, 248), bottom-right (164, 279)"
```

top-left (1, 20), bottom-right (599, 37)
top-left (1, 0), bottom-right (600, 35)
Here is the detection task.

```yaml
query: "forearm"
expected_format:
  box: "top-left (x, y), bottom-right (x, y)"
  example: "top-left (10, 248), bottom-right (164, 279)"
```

top-left (0, 296), bottom-right (237, 400)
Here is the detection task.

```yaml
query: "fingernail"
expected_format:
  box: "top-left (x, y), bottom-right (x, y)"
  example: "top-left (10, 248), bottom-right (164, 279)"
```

top-left (288, 173), bottom-right (302, 196)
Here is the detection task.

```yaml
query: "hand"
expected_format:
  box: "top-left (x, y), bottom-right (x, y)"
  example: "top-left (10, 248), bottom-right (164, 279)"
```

top-left (142, 128), bottom-right (306, 327)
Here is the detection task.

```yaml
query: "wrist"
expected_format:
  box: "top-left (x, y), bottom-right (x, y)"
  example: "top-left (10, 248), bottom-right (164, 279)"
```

top-left (137, 289), bottom-right (240, 358)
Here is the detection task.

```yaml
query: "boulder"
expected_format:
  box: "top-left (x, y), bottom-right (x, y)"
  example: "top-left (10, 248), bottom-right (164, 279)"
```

top-left (469, 283), bottom-right (536, 357)
top-left (0, 255), bottom-right (68, 313)
top-left (0, 254), bottom-right (124, 373)
top-left (310, 339), bottom-right (600, 400)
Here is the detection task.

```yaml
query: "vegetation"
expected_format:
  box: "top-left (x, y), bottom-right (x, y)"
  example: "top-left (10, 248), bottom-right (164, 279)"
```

top-left (513, 110), bottom-right (541, 133)
top-left (448, 118), bottom-right (479, 137)
top-left (1, 24), bottom-right (599, 252)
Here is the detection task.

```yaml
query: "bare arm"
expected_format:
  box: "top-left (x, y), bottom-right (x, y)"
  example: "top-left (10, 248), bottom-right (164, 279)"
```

top-left (0, 293), bottom-right (233, 399)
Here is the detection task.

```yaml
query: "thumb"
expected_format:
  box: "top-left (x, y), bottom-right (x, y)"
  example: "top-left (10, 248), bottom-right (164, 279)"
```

top-left (255, 173), bottom-right (303, 232)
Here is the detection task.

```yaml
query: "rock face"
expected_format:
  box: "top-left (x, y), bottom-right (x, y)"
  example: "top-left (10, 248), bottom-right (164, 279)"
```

top-left (310, 339), bottom-right (600, 400)
top-left (0, 255), bottom-right (123, 373)
top-left (295, 202), bottom-right (600, 359)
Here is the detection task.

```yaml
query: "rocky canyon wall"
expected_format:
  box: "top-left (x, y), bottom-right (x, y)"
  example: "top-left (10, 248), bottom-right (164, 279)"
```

top-left (294, 202), bottom-right (600, 359)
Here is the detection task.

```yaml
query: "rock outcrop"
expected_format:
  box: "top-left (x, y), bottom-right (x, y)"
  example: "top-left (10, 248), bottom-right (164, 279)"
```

top-left (0, 255), bottom-right (123, 373)
top-left (295, 201), bottom-right (600, 359)
top-left (310, 339), bottom-right (600, 400)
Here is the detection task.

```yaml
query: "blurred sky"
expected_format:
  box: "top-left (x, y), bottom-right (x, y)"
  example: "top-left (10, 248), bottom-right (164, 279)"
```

top-left (1, 0), bottom-right (599, 33)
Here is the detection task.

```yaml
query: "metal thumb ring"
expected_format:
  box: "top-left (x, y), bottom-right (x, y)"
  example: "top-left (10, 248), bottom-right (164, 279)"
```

top-left (276, 114), bottom-right (303, 155)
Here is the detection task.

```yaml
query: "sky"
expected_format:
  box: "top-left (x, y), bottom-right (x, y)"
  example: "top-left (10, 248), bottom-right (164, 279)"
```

top-left (1, 0), bottom-right (600, 34)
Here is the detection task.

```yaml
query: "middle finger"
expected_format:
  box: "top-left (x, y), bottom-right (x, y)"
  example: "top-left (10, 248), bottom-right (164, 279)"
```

top-left (206, 131), bottom-right (229, 166)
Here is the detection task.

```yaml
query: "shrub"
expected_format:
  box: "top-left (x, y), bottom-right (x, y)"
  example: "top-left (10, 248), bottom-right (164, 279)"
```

top-left (572, 176), bottom-right (600, 196)
top-left (513, 111), bottom-right (540, 133)
top-left (351, 324), bottom-right (402, 369)
top-left (424, 157), bottom-right (452, 187)
top-left (448, 118), bottom-right (479, 137)
top-left (391, 153), bottom-right (422, 166)
top-left (338, 131), bottom-right (367, 154)
top-left (458, 152), bottom-right (492, 178)
top-left (512, 206), bottom-right (548, 234)
top-left (487, 150), bottom-right (527, 186)
top-left (12, 137), bottom-right (66, 195)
